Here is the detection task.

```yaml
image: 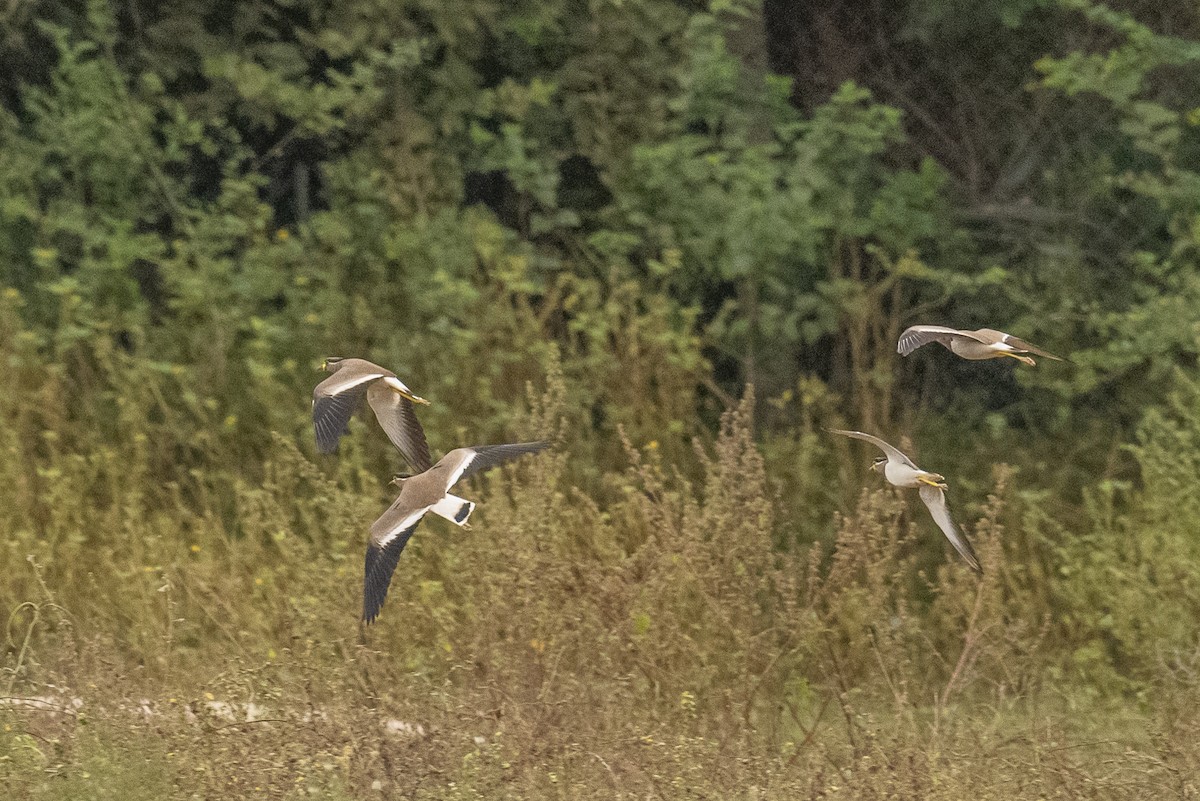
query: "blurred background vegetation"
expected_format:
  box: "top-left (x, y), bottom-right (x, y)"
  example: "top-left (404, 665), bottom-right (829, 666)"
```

top-left (3, 0), bottom-right (1200, 796)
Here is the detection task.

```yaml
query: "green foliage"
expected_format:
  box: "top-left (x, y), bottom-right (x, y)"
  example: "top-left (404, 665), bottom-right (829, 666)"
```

top-left (1031, 1), bottom-right (1200, 406)
top-left (610, 26), bottom-right (972, 406)
top-left (1049, 368), bottom-right (1200, 691)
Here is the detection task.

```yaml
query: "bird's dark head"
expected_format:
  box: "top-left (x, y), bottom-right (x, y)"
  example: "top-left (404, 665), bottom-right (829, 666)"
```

top-left (870, 456), bottom-right (888, 475)
top-left (321, 356), bottom-right (345, 373)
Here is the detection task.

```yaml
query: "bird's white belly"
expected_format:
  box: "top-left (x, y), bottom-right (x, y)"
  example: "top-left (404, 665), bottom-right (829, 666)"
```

top-left (884, 461), bottom-right (925, 488)
top-left (950, 339), bottom-right (1005, 360)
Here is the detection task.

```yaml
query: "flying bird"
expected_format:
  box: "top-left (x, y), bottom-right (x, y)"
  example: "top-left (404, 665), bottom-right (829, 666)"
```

top-left (829, 429), bottom-right (981, 574)
top-left (897, 325), bottom-right (1064, 366)
top-left (363, 441), bottom-right (551, 623)
top-left (313, 357), bottom-right (431, 471)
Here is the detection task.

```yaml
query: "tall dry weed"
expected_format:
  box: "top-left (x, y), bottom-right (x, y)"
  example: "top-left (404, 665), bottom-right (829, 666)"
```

top-left (3, 323), bottom-right (1200, 797)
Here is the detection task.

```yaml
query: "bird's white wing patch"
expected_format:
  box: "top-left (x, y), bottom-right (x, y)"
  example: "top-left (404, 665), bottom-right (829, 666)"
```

top-left (324, 371), bottom-right (384, 396)
top-left (376, 508), bottom-right (429, 548)
top-left (444, 451), bottom-right (477, 491)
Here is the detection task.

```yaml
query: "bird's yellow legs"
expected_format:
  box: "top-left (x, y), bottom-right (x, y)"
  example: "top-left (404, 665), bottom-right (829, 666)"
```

top-left (999, 351), bottom-right (1036, 366)
top-left (393, 386), bottom-right (431, 405)
top-left (918, 474), bottom-right (948, 489)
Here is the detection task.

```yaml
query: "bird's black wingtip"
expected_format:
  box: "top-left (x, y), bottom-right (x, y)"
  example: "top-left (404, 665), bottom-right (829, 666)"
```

top-left (362, 598), bottom-right (383, 624)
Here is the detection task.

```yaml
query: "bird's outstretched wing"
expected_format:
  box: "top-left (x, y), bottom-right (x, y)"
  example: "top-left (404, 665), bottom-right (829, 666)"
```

top-left (918, 484), bottom-right (981, 574)
top-left (897, 325), bottom-right (975, 356)
top-left (313, 390), bottom-right (368, 453)
top-left (366, 382), bottom-right (433, 471)
top-left (827, 429), bottom-right (917, 469)
top-left (363, 497), bottom-right (430, 623)
top-left (362, 523), bottom-right (420, 624)
top-left (313, 369), bottom-right (387, 454)
top-left (439, 441), bottom-right (552, 490)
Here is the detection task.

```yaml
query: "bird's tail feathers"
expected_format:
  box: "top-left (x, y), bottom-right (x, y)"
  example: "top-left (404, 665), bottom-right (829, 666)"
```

top-left (429, 494), bottom-right (475, 526)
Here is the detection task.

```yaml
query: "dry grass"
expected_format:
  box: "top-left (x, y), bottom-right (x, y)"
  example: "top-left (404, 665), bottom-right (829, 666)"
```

top-left (3, 369), bottom-right (1200, 798)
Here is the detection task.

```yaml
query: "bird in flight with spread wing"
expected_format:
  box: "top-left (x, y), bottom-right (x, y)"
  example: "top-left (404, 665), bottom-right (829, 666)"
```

top-left (897, 325), bottom-right (1064, 367)
top-left (312, 357), bottom-right (432, 472)
top-left (829, 429), bottom-right (981, 574)
top-left (362, 441), bottom-right (551, 623)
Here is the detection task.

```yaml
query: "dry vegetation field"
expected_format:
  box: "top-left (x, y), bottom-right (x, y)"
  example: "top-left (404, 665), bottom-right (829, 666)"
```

top-left (4, 376), bottom-right (1200, 799)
